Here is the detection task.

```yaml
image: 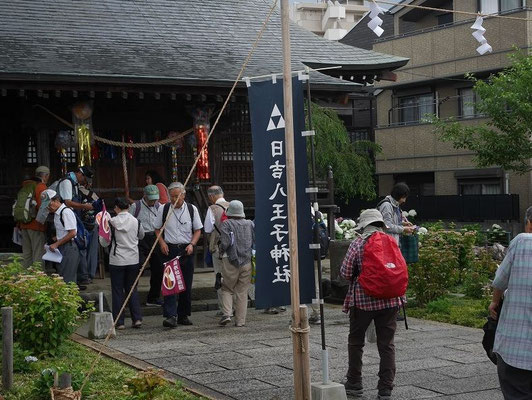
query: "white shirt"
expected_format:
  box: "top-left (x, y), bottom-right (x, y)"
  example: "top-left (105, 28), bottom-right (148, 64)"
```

top-left (129, 199), bottom-right (160, 233)
top-left (54, 204), bottom-right (77, 241)
top-left (99, 211), bottom-right (145, 266)
top-left (204, 197), bottom-right (227, 234)
top-left (58, 173), bottom-right (78, 201)
top-left (154, 202), bottom-right (203, 244)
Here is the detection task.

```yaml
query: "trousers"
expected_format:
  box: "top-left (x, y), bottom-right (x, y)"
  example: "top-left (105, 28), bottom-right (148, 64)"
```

top-left (21, 229), bottom-right (46, 268)
top-left (109, 264), bottom-right (142, 325)
top-left (139, 233), bottom-right (163, 302)
top-left (220, 258), bottom-right (251, 326)
top-left (57, 242), bottom-right (79, 284)
top-left (161, 244), bottom-right (194, 319)
top-left (347, 306), bottom-right (399, 391)
top-left (497, 354), bottom-right (532, 400)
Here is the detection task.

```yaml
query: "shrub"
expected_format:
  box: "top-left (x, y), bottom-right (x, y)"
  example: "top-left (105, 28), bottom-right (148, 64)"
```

top-left (0, 260), bottom-right (88, 356)
top-left (33, 366), bottom-right (90, 399)
top-left (463, 248), bottom-right (498, 299)
top-left (408, 230), bottom-right (461, 305)
top-left (426, 297), bottom-right (452, 314)
top-left (125, 368), bottom-right (169, 400)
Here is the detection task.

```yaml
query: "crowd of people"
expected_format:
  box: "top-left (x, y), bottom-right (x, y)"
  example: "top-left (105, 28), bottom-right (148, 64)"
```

top-left (14, 166), bottom-right (256, 330)
top-left (14, 168), bottom-right (532, 399)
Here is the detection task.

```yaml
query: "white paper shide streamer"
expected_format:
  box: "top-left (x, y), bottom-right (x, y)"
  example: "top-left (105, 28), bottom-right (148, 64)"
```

top-left (367, 1), bottom-right (385, 37)
top-left (471, 16), bottom-right (492, 55)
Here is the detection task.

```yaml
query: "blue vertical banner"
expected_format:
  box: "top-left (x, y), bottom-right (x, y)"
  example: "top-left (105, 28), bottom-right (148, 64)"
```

top-left (248, 76), bottom-right (315, 309)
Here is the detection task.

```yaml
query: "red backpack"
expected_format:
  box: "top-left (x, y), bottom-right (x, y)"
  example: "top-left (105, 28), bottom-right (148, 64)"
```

top-left (358, 232), bottom-right (408, 299)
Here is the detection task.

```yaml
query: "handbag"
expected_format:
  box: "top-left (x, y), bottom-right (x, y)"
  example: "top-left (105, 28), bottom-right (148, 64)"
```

top-left (400, 234), bottom-right (419, 264)
top-left (482, 299), bottom-right (503, 365)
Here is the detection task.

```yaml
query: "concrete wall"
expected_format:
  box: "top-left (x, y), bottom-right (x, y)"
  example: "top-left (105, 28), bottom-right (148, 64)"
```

top-left (375, 9), bottom-right (530, 87)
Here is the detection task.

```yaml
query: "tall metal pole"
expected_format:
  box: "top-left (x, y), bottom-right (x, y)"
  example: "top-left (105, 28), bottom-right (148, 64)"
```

top-left (281, 1), bottom-right (311, 398)
top-left (306, 72), bottom-right (329, 384)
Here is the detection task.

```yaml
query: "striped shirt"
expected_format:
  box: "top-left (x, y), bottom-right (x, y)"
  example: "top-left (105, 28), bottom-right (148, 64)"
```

top-left (493, 233), bottom-right (532, 371)
top-left (340, 236), bottom-right (403, 313)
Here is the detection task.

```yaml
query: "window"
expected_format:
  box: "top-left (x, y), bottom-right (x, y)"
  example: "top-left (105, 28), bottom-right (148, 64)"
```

top-left (459, 88), bottom-right (479, 118)
top-left (348, 130), bottom-right (370, 142)
top-left (398, 93), bottom-right (435, 124)
top-left (26, 137), bottom-right (37, 164)
top-left (394, 172), bottom-right (435, 196)
top-left (479, 0), bottom-right (523, 13)
top-left (459, 179), bottom-right (502, 195)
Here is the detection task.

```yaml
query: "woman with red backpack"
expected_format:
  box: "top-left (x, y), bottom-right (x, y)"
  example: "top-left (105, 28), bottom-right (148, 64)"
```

top-left (340, 209), bottom-right (408, 400)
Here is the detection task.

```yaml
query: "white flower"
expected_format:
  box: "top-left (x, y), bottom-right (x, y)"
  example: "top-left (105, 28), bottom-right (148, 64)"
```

top-left (418, 227), bottom-right (428, 235)
top-left (402, 211), bottom-right (409, 218)
top-left (25, 356), bottom-right (38, 363)
top-left (408, 209), bottom-right (417, 217)
top-left (492, 224), bottom-right (502, 230)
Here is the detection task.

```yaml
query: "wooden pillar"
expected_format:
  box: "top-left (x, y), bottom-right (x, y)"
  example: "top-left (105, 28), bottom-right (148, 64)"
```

top-left (2, 307), bottom-right (13, 390)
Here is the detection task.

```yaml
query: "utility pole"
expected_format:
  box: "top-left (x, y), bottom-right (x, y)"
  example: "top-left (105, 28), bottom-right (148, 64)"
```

top-left (281, 0), bottom-right (311, 398)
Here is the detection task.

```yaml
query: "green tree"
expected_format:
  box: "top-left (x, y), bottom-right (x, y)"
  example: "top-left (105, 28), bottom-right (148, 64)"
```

top-left (433, 52), bottom-right (532, 173)
top-left (308, 102), bottom-right (381, 200)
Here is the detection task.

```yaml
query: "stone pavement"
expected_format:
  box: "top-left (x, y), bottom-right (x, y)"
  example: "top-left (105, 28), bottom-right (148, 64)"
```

top-left (78, 305), bottom-right (502, 400)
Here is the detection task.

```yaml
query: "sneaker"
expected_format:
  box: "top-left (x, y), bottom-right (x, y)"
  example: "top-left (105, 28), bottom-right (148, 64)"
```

top-left (264, 308), bottom-right (279, 315)
top-left (146, 299), bottom-right (163, 307)
top-left (308, 314), bottom-right (321, 325)
top-left (77, 284), bottom-right (87, 291)
top-left (163, 317), bottom-right (178, 328)
top-left (78, 279), bottom-right (91, 285)
top-left (132, 320), bottom-right (142, 329)
top-left (219, 316), bottom-right (232, 326)
top-left (278, 306), bottom-right (287, 312)
top-left (177, 316), bottom-right (193, 326)
top-left (378, 388), bottom-right (392, 399)
top-left (344, 381), bottom-right (363, 396)
top-left (116, 324), bottom-right (126, 330)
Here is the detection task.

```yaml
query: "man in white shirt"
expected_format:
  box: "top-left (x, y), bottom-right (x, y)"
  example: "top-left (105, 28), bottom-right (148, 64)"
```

top-left (129, 184), bottom-right (163, 306)
top-left (46, 190), bottom-right (79, 284)
top-left (204, 185), bottom-right (229, 311)
top-left (155, 182), bottom-right (203, 328)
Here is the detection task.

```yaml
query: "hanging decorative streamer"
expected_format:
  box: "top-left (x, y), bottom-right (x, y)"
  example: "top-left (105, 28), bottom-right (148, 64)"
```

top-left (72, 101), bottom-right (94, 167)
top-left (91, 142), bottom-right (100, 161)
top-left (368, 1), bottom-right (385, 37)
top-left (192, 108), bottom-right (213, 180)
top-left (121, 135), bottom-right (129, 192)
top-left (55, 131), bottom-right (74, 176)
top-left (471, 16), bottom-right (492, 55)
top-left (168, 131), bottom-right (180, 181)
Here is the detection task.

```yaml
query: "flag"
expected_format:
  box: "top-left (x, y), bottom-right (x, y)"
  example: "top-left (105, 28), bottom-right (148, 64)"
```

top-left (161, 256), bottom-right (186, 297)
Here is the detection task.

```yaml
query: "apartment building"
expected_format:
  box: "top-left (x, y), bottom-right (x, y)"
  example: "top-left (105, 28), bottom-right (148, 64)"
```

top-left (290, 0), bottom-right (367, 40)
top-left (343, 0), bottom-right (531, 222)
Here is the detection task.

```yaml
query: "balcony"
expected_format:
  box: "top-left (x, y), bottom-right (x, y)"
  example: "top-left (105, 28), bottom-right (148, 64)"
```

top-left (382, 93), bottom-right (486, 128)
top-left (373, 8), bottom-right (531, 86)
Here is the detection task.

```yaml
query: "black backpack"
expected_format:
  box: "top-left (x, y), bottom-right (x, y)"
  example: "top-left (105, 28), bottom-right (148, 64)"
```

top-left (313, 210), bottom-right (329, 260)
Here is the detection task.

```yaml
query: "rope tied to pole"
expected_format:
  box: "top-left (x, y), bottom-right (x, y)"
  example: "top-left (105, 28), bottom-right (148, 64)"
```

top-left (289, 325), bottom-right (311, 353)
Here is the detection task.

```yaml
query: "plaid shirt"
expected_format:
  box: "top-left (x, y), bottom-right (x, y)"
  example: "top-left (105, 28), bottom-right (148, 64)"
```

top-left (340, 236), bottom-right (404, 313)
top-left (493, 233), bottom-right (532, 370)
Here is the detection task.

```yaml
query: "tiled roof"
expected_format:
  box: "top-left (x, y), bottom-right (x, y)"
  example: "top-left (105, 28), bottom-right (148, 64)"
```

top-left (0, 0), bottom-right (408, 88)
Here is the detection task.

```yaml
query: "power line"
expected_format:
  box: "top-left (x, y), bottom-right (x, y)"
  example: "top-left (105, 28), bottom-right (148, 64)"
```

top-left (374, 0), bottom-right (532, 22)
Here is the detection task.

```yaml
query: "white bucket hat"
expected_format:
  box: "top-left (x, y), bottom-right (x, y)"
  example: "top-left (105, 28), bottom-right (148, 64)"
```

top-left (355, 209), bottom-right (385, 230)
top-left (226, 200), bottom-right (245, 218)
